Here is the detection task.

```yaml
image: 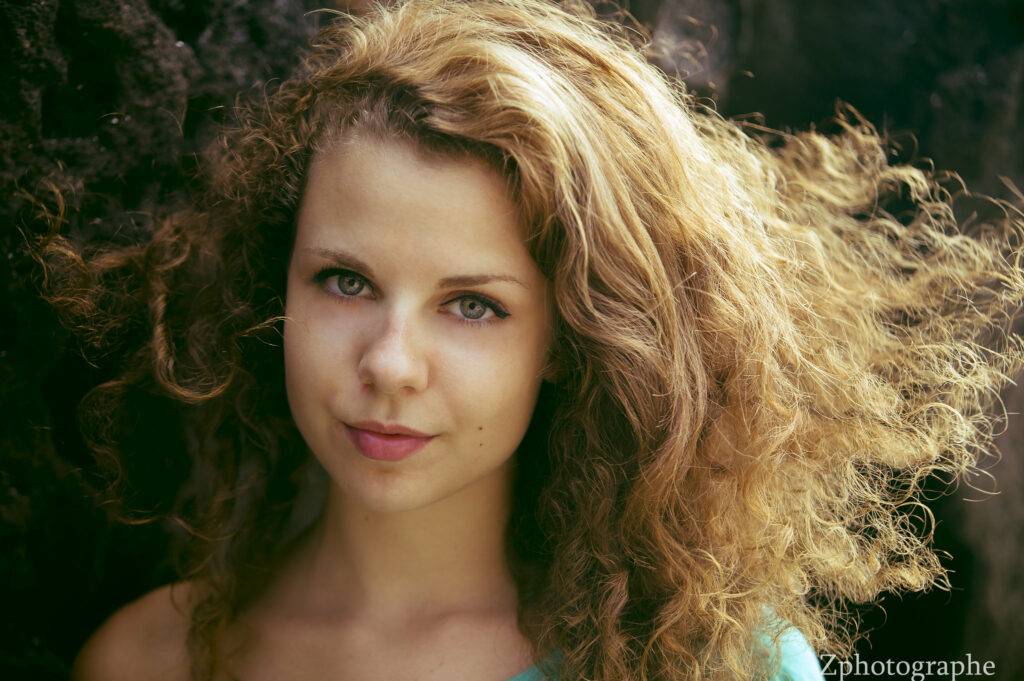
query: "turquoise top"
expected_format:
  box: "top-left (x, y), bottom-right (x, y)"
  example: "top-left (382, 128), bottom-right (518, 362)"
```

top-left (504, 625), bottom-right (824, 681)
top-left (763, 625), bottom-right (826, 680)
top-left (505, 662), bottom-right (551, 681)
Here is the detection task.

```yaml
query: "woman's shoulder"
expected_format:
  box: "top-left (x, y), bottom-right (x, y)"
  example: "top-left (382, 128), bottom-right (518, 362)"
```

top-left (72, 581), bottom-right (195, 681)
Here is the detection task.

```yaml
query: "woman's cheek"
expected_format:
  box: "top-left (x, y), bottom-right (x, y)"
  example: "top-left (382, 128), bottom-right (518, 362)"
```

top-left (447, 340), bottom-right (543, 432)
top-left (282, 319), bottom-right (312, 419)
top-left (283, 301), bottom-right (334, 422)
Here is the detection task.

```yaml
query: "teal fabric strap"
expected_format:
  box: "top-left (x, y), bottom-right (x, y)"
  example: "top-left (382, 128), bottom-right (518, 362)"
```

top-left (506, 665), bottom-right (547, 681)
top-left (765, 626), bottom-right (825, 681)
top-left (506, 649), bottom-right (562, 681)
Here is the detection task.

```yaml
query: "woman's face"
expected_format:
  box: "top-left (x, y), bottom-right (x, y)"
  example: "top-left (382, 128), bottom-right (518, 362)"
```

top-left (284, 135), bottom-right (553, 514)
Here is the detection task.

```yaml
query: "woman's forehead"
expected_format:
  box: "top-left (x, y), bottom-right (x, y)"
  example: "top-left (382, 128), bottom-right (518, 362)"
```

top-left (294, 136), bottom-right (542, 283)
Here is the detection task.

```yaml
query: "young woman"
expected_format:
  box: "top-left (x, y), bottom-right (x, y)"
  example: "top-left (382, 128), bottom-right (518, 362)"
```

top-left (39, 0), bottom-right (1024, 680)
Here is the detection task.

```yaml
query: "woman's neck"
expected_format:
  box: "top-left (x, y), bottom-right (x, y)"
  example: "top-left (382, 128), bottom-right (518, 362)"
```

top-left (266, 456), bottom-right (520, 628)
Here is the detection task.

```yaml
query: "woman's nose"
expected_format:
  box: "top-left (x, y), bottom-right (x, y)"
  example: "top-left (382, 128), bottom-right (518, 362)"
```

top-left (356, 311), bottom-right (429, 395)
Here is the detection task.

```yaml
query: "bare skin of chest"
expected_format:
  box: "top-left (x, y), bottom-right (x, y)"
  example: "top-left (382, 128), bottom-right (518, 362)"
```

top-left (220, 610), bottom-right (538, 681)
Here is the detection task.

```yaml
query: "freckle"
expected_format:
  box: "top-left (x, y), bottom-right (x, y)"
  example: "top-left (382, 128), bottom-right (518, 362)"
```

top-left (477, 426), bottom-right (483, 431)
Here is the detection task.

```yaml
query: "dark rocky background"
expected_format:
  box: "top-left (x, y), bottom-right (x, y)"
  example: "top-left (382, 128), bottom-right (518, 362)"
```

top-left (1, 1), bottom-right (1021, 679)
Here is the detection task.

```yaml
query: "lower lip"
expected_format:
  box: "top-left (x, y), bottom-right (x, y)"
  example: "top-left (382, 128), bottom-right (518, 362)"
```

top-left (343, 425), bottom-right (435, 462)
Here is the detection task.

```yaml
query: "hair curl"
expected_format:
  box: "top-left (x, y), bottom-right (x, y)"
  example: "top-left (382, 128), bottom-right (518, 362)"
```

top-left (35, 1), bottom-right (1024, 680)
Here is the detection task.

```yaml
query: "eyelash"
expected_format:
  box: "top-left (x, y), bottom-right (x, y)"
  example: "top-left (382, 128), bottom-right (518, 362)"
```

top-left (312, 267), bottom-right (511, 326)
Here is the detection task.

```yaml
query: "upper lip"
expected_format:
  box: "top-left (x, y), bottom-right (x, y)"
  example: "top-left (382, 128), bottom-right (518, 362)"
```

top-left (346, 420), bottom-right (434, 438)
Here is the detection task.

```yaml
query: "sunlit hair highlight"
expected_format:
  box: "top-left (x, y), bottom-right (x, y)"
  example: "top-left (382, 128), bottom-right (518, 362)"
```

top-left (35, 1), bottom-right (1024, 680)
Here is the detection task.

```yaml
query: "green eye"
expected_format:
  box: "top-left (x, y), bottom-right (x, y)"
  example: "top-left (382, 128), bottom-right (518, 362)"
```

top-left (446, 294), bottom-right (509, 326)
top-left (314, 267), bottom-right (370, 298)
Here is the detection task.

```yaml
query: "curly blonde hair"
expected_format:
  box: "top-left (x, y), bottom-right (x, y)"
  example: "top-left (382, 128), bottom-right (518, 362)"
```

top-left (37, 0), bottom-right (1024, 679)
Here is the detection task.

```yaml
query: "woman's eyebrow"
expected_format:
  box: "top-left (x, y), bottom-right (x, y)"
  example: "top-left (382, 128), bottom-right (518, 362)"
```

top-left (302, 246), bottom-right (529, 289)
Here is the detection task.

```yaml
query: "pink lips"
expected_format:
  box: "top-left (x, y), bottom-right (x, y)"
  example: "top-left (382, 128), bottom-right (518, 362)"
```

top-left (343, 422), bottom-right (435, 462)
